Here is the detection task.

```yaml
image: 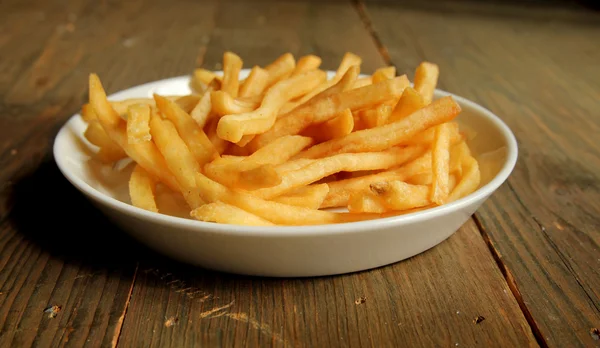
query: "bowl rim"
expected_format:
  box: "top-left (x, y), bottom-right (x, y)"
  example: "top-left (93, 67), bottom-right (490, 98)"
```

top-left (53, 74), bottom-right (518, 237)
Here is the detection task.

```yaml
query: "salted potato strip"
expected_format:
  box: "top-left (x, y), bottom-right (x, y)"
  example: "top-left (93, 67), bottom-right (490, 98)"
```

top-left (81, 103), bottom-right (97, 122)
top-left (129, 164), bottom-right (158, 213)
top-left (430, 123), bottom-right (452, 205)
top-left (372, 66), bottom-right (396, 84)
top-left (301, 108), bottom-right (354, 142)
top-left (239, 66), bottom-right (269, 98)
top-left (149, 114), bottom-right (205, 208)
top-left (348, 181), bottom-right (431, 213)
top-left (297, 96), bottom-right (461, 159)
top-left (84, 120), bottom-right (128, 163)
top-left (271, 184), bottom-right (329, 209)
top-left (449, 140), bottom-right (471, 177)
top-left (211, 91), bottom-right (259, 115)
top-left (389, 87), bottom-right (425, 123)
top-left (251, 74), bottom-right (408, 150)
top-left (221, 52), bottom-right (243, 97)
top-left (414, 62), bottom-right (439, 105)
top-left (205, 117), bottom-right (229, 154)
top-left (191, 202), bottom-right (276, 226)
top-left (88, 74), bottom-right (180, 191)
top-left (217, 69), bottom-right (327, 142)
top-left (399, 121), bottom-right (460, 147)
top-left (190, 89), bottom-right (213, 128)
top-left (126, 104), bottom-right (151, 144)
top-left (251, 146), bottom-right (424, 199)
top-left (352, 77), bottom-right (372, 89)
top-left (154, 94), bottom-right (219, 165)
top-left (448, 155), bottom-right (481, 202)
top-left (265, 53), bottom-right (295, 87)
top-left (361, 104), bottom-right (392, 129)
top-left (191, 68), bottom-right (222, 93)
top-left (292, 55), bottom-right (322, 76)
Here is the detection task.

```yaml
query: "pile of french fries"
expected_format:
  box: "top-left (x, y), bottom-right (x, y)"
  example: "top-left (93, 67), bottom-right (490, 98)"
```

top-left (81, 52), bottom-right (480, 226)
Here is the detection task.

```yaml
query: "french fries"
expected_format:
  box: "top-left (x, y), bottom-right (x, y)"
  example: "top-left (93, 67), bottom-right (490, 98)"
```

top-left (83, 52), bottom-right (481, 226)
top-left (126, 104), bottom-right (151, 144)
top-left (221, 52), bottom-right (243, 98)
top-left (191, 202), bottom-right (275, 226)
top-left (217, 70), bottom-right (327, 142)
top-left (129, 165), bottom-right (159, 213)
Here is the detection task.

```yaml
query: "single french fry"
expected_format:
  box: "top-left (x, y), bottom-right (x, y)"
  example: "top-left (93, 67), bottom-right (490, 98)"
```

top-left (174, 95), bottom-right (202, 114)
top-left (399, 121), bottom-right (461, 147)
top-left (252, 146), bottom-right (424, 199)
top-left (191, 202), bottom-right (276, 226)
top-left (301, 108), bottom-right (354, 142)
top-left (352, 77), bottom-right (372, 89)
top-left (361, 104), bottom-right (392, 129)
top-left (292, 55), bottom-right (322, 76)
top-left (406, 172), bottom-right (432, 185)
top-left (129, 164), bottom-right (158, 213)
top-left (449, 140), bottom-right (471, 177)
top-left (205, 117), bottom-right (229, 154)
top-left (190, 89), bottom-right (213, 128)
top-left (126, 104), bottom-right (151, 144)
top-left (154, 94), bottom-right (219, 165)
top-left (271, 184), bottom-right (329, 209)
top-left (217, 70), bottom-right (327, 142)
top-left (389, 87), bottom-right (426, 123)
top-left (251, 74), bottom-right (409, 150)
top-left (81, 103), bottom-right (97, 122)
top-left (239, 66), bottom-right (269, 98)
top-left (431, 123), bottom-right (451, 205)
top-left (221, 52), bottom-right (243, 98)
top-left (275, 158), bottom-right (316, 174)
top-left (191, 68), bottom-right (222, 93)
top-left (348, 181), bottom-right (431, 213)
top-left (211, 90), bottom-right (259, 115)
top-left (149, 114), bottom-right (204, 208)
top-left (297, 96), bottom-right (461, 159)
top-left (265, 53), bottom-right (295, 87)
top-left (414, 62), bottom-right (439, 105)
top-left (84, 120), bottom-right (128, 163)
top-left (154, 184), bottom-right (191, 219)
top-left (372, 66), bottom-right (396, 84)
top-left (336, 52), bottom-right (362, 77)
top-left (448, 156), bottom-right (481, 202)
top-left (88, 74), bottom-right (180, 191)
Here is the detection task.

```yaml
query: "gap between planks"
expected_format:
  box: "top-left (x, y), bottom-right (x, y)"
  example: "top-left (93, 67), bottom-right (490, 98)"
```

top-left (351, 0), bottom-right (548, 346)
top-left (112, 262), bottom-right (139, 348)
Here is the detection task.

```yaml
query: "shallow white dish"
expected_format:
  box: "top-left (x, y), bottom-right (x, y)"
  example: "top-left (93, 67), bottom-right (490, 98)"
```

top-left (53, 71), bottom-right (518, 277)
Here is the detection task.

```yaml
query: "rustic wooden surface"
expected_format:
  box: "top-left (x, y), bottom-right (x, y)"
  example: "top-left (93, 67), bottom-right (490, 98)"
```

top-left (0, 0), bottom-right (598, 347)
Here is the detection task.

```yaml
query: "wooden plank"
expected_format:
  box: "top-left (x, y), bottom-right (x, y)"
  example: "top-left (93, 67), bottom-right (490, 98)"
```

top-left (0, 164), bottom-right (137, 347)
top-left (118, 220), bottom-right (535, 347)
top-left (360, 1), bottom-right (600, 346)
top-left (0, 0), bottom-right (220, 346)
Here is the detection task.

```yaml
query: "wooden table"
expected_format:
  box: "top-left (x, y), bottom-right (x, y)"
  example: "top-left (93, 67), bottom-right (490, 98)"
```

top-left (1, 0), bottom-right (599, 346)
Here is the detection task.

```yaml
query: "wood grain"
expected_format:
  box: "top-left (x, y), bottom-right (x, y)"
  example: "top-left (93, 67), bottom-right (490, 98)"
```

top-left (359, 1), bottom-right (600, 346)
top-left (117, 220), bottom-right (535, 347)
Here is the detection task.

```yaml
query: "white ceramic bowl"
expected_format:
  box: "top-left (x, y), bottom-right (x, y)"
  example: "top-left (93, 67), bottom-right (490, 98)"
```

top-left (53, 72), bottom-right (518, 277)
